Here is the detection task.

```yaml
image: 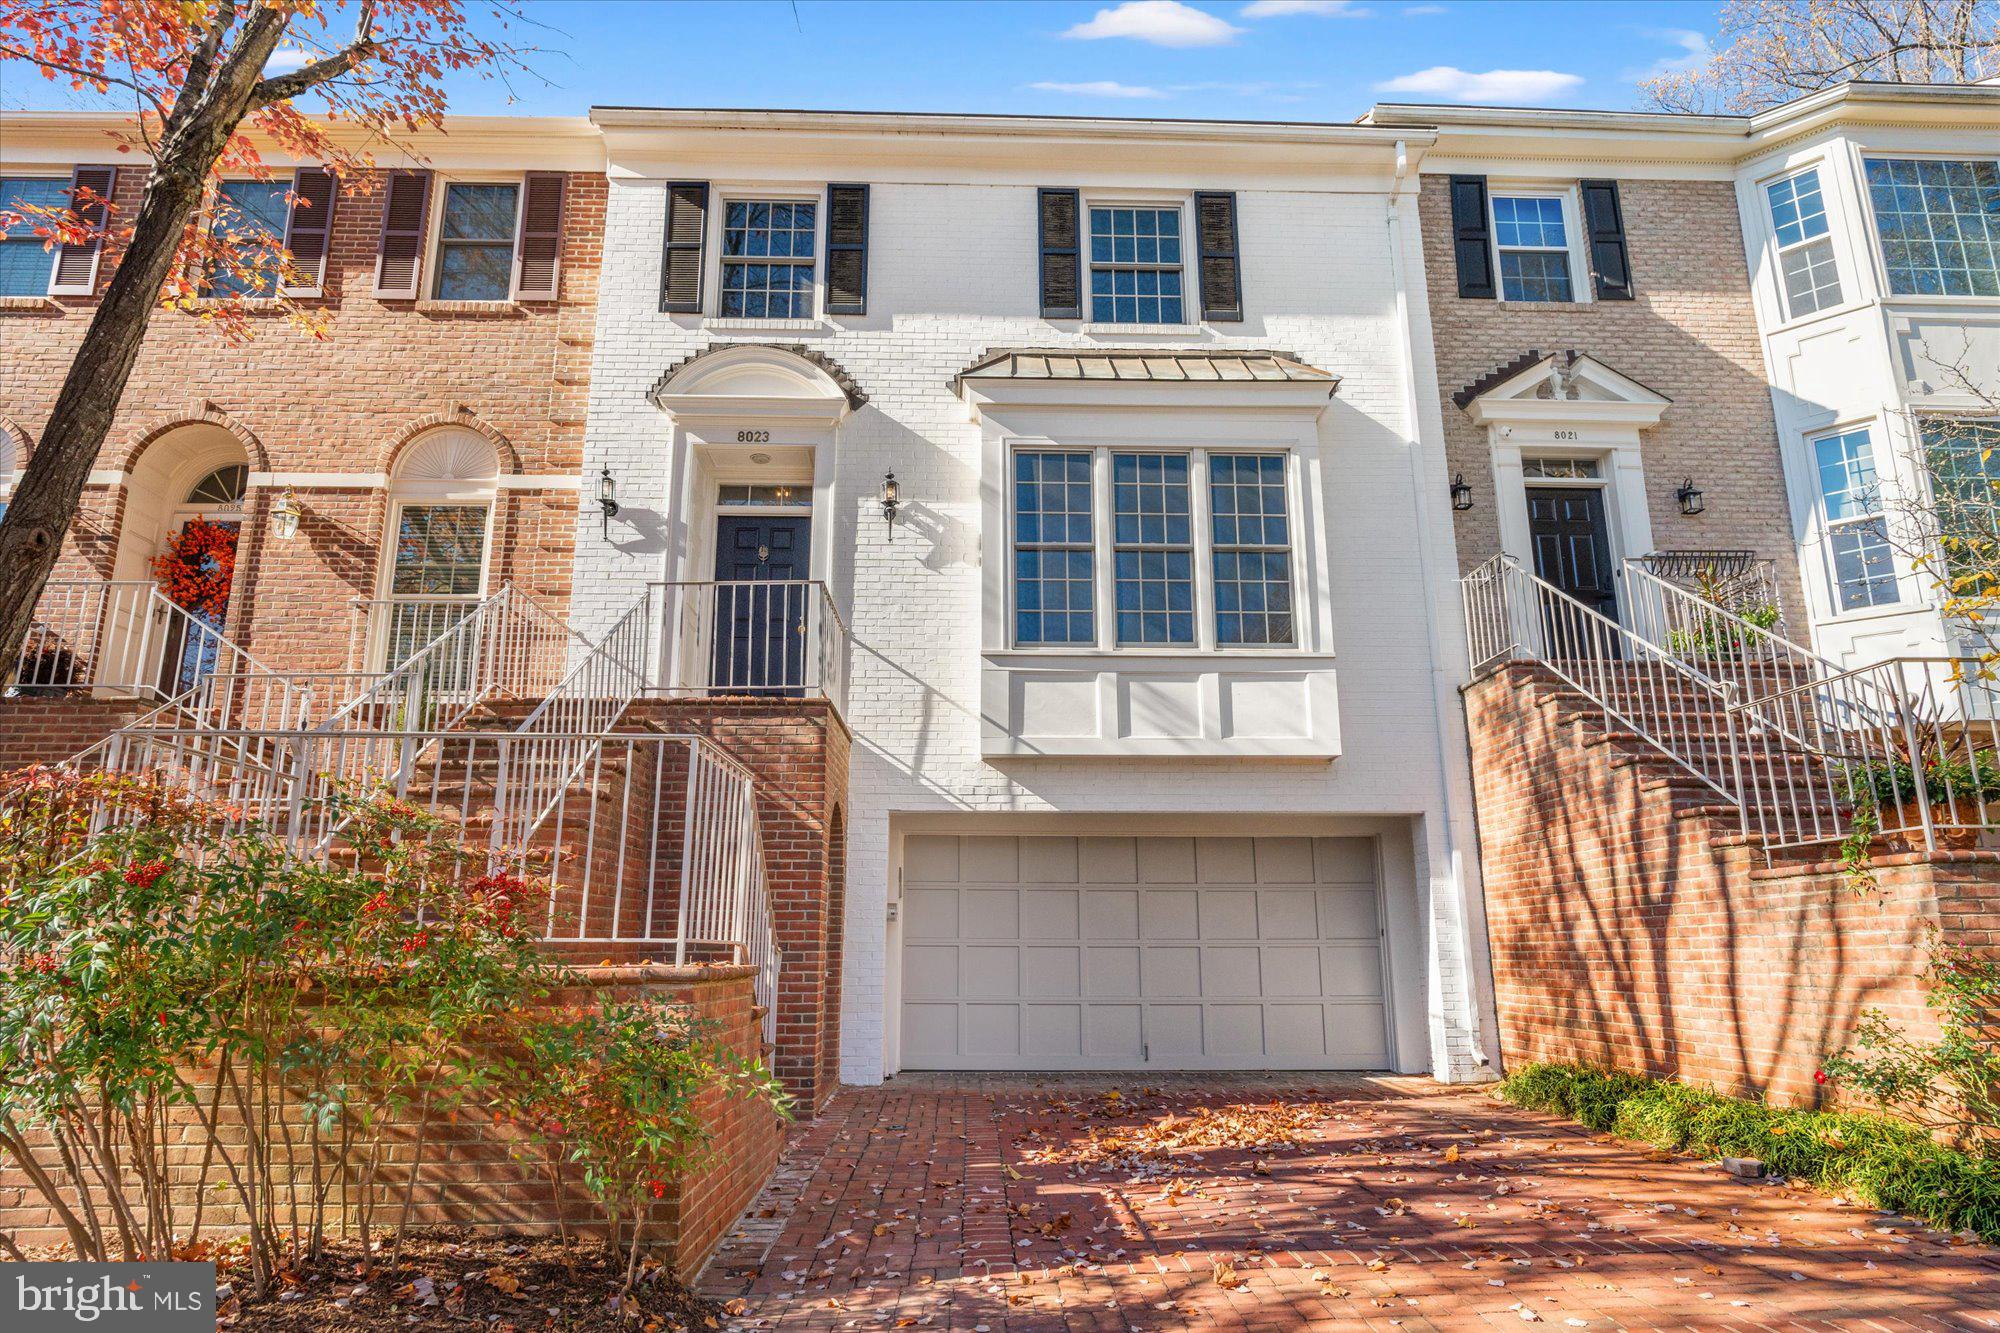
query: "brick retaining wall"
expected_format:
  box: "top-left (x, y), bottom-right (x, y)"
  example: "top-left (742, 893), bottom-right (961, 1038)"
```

top-left (0, 695), bottom-right (151, 768)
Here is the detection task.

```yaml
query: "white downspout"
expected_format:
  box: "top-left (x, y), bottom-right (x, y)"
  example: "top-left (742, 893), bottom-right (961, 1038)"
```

top-left (1385, 139), bottom-right (1499, 1080)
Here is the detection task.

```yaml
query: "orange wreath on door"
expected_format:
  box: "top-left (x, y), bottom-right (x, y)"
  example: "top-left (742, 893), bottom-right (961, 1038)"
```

top-left (152, 517), bottom-right (238, 620)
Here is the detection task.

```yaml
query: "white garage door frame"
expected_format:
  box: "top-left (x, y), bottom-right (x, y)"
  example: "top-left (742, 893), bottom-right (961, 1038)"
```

top-left (892, 830), bottom-right (1396, 1072)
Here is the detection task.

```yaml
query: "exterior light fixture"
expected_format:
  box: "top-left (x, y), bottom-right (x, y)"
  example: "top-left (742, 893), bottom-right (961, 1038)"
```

top-left (1676, 477), bottom-right (1705, 516)
top-left (271, 488), bottom-right (302, 540)
top-left (1449, 472), bottom-right (1474, 512)
top-left (598, 467), bottom-right (620, 536)
top-left (880, 471), bottom-right (901, 537)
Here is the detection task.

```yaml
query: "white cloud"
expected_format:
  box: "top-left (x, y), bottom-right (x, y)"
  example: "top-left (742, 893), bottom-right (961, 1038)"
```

top-left (1063, 1), bottom-right (1243, 47)
top-left (1402, 4), bottom-right (1446, 13)
top-left (1375, 65), bottom-right (1585, 104)
top-left (1241, 0), bottom-right (1372, 15)
top-left (1631, 28), bottom-right (1712, 81)
top-left (264, 47), bottom-right (311, 75)
top-left (1029, 80), bottom-right (1169, 99)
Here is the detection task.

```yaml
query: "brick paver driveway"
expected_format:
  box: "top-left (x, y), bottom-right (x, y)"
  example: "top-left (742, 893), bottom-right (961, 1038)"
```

top-left (701, 1075), bottom-right (2000, 1330)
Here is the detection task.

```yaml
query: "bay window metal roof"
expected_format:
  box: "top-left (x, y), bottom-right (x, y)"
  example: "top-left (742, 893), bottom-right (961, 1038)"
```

top-left (953, 347), bottom-right (1337, 393)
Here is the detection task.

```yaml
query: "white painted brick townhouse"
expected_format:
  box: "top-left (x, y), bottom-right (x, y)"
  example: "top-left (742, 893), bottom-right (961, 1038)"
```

top-left (568, 108), bottom-right (1500, 1086)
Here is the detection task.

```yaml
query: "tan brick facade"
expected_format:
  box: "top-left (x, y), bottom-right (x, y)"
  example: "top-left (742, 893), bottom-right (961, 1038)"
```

top-left (1, 164), bottom-right (604, 675)
top-left (1417, 175), bottom-right (1803, 620)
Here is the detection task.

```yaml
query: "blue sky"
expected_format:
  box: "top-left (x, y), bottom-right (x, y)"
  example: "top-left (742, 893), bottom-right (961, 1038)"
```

top-left (6, 1), bottom-right (1730, 119)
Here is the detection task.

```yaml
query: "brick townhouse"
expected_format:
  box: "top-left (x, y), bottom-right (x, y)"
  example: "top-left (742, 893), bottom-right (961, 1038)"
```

top-left (1, 80), bottom-right (1997, 1125)
top-left (0, 113), bottom-right (605, 707)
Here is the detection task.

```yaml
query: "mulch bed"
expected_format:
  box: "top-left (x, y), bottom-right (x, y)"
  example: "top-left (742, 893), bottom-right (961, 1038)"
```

top-left (211, 1228), bottom-right (727, 1331)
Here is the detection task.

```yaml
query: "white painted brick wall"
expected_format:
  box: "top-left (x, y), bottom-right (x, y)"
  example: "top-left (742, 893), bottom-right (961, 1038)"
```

top-left (577, 168), bottom-right (1494, 1087)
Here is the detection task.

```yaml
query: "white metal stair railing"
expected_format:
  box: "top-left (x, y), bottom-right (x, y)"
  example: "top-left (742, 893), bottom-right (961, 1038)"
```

top-left (1622, 560), bottom-right (2000, 856)
top-left (487, 592), bottom-right (652, 859)
top-left (648, 580), bottom-right (849, 714)
top-left (1461, 553), bottom-right (1745, 806)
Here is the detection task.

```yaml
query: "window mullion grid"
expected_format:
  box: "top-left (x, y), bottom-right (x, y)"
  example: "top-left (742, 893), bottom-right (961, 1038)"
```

top-left (1189, 447), bottom-right (1217, 652)
top-left (1091, 448), bottom-right (1116, 652)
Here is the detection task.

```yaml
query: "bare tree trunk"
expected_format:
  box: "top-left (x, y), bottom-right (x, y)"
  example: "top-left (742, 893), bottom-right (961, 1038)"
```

top-left (0, 13), bottom-right (284, 673)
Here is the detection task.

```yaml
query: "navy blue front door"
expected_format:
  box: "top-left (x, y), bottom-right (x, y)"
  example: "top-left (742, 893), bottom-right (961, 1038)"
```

top-left (712, 515), bottom-right (810, 693)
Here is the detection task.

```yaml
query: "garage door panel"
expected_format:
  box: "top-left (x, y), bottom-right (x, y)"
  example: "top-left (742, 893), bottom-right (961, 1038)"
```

top-left (1082, 889), bottom-right (1140, 938)
top-left (1022, 888), bottom-right (1079, 937)
top-left (904, 945), bottom-right (960, 999)
top-left (905, 887), bottom-right (960, 938)
top-left (1145, 946), bottom-right (1202, 996)
top-left (900, 834), bottom-right (1390, 1071)
top-left (1023, 946), bottom-right (1081, 996)
top-left (962, 889), bottom-right (1019, 938)
top-left (1197, 890), bottom-right (1259, 939)
top-left (1200, 946), bottom-right (1261, 996)
top-left (1145, 890), bottom-right (1200, 938)
top-left (1024, 1005), bottom-right (1082, 1057)
top-left (906, 835), bottom-right (963, 882)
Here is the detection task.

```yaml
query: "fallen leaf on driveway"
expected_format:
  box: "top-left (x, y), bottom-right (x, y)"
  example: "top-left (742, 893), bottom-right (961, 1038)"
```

top-left (1213, 1260), bottom-right (1246, 1289)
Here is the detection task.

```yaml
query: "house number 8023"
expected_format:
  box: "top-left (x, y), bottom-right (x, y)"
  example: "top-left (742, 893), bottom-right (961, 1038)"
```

top-left (737, 430), bottom-right (771, 443)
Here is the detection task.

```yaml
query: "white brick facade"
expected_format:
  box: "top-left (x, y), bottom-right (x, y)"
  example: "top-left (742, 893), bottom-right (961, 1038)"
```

top-left (576, 112), bottom-right (1498, 1085)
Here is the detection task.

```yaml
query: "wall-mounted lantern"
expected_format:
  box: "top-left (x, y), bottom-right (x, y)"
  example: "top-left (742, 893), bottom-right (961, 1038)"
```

top-left (880, 471), bottom-right (901, 538)
top-left (598, 467), bottom-right (621, 537)
top-left (270, 488), bottom-right (302, 540)
top-left (1449, 472), bottom-right (1474, 512)
top-left (1676, 477), bottom-right (1705, 516)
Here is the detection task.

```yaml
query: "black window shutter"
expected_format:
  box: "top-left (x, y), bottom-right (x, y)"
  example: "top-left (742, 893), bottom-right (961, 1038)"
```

top-left (1037, 187), bottom-right (1082, 320)
top-left (1580, 179), bottom-right (1634, 301)
top-left (825, 183), bottom-right (869, 315)
top-left (1448, 175), bottom-right (1495, 300)
top-left (1193, 191), bottom-right (1243, 322)
top-left (661, 181), bottom-right (708, 313)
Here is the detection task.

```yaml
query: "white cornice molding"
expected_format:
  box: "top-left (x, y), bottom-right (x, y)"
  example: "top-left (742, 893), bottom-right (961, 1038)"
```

top-left (0, 112), bottom-right (605, 172)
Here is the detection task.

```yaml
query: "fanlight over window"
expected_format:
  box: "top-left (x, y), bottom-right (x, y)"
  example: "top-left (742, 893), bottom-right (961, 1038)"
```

top-left (185, 464), bottom-right (247, 506)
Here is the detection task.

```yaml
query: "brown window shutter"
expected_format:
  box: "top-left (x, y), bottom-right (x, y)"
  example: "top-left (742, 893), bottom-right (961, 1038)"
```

top-left (280, 167), bottom-right (337, 296)
top-left (1580, 179), bottom-right (1634, 301)
top-left (660, 181), bottom-right (708, 313)
top-left (1449, 175), bottom-right (1495, 300)
top-left (513, 171), bottom-right (566, 301)
top-left (372, 169), bottom-right (432, 298)
top-left (1193, 191), bottom-right (1243, 322)
top-left (49, 165), bottom-right (116, 295)
top-left (1038, 188), bottom-right (1081, 320)
top-left (825, 182), bottom-right (869, 316)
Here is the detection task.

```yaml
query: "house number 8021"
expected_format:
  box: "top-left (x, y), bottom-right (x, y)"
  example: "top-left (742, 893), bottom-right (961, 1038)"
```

top-left (737, 430), bottom-right (771, 443)
top-left (1552, 430), bottom-right (1579, 441)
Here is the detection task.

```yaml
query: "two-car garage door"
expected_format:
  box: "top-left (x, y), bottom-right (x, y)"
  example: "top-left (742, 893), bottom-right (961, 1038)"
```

top-left (899, 834), bottom-right (1389, 1071)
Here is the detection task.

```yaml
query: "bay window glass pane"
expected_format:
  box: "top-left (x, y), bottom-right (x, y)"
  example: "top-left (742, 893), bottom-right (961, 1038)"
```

top-left (1766, 170), bottom-right (1831, 247)
top-left (434, 183), bottom-right (518, 301)
top-left (0, 177), bottom-right (67, 296)
top-left (1921, 418), bottom-right (2000, 588)
top-left (1828, 522), bottom-right (1898, 611)
top-left (1209, 453), bottom-right (1293, 645)
top-left (1113, 452), bottom-right (1193, 645)
top-left (204, 179), bottom-right (290, 298)
top-left (1813, 428), bottom-right (1898, 611)
top-left (1780, 239), bottom-right (1843, 316)
top-left (1013, 452), bottom-right (1093, 645)
top-left (1865, 158), bottom-right (2000, 297)
top-left (1814, 428), bottom-right (1880, 523)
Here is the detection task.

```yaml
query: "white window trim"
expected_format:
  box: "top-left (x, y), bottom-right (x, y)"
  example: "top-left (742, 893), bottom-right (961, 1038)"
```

top-left (1005, 441), bottom-right (1304, 655)
top-left (1488, 185), bottom-right (1590, 305)
top-left (1853, 147), bottom-right (2000, 306)
top-left (1081, 194), bottom-right (1196, 330)
top-left (0, 171), bottom-right (68, 298)
top-left (1761, 164), bottom-right (1845, 322)
top-left (708, 187), bottom-right (826, 322)
top-left (1807, 422), bottom-right (1901, 618)
top-left (422, 172), bottom-right (528, 304)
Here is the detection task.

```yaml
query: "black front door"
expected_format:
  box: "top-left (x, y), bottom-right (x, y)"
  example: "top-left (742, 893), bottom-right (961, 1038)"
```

top-left (1528, 487), bottom-right (1617, 655)
top-left (712, 515), bottom-right (811, 693)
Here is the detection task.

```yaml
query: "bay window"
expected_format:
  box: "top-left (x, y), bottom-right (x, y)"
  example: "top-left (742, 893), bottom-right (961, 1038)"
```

top-left (1812, 426), bottom-right (1898, 612)
top-left (1864, 157), bottom-right (2000, 298)
top-left (1765, 168), bottom-right (1843, 318)
top-left (1010, 445), bottom-right (1296, 650)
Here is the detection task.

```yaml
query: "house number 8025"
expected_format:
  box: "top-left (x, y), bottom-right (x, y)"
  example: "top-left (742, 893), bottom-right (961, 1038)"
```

top-left (737, 430), bottom-right (771, 443)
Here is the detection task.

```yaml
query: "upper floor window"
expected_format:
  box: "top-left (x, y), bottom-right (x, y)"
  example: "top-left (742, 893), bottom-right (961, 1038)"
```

top-left (1765, 168), bottom-right (1843, 318)
top-left (1812, 426), bottom-right (1898, 612)
top-left (1864, 157), bottom-right (2000, 298)
top-left (433, 182), bottom-right (519, 302)
top-left (1492, 194), bottom-right (1574, 302)
top-left (721, 200), bottom-right (816, 318)
top-left (1088, 206), bottom-right (1184, 324)
top-left (0, 176), bottom-right (67, 296)
top-left (204, 179), bottom-right (290, 298)
top-left (1010, 445), bottom-right (1295, 650)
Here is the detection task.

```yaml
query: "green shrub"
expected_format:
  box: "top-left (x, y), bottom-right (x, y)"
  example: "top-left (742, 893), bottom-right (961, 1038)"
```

top-left (1497, 1062), bottom-right (2000, 1242)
